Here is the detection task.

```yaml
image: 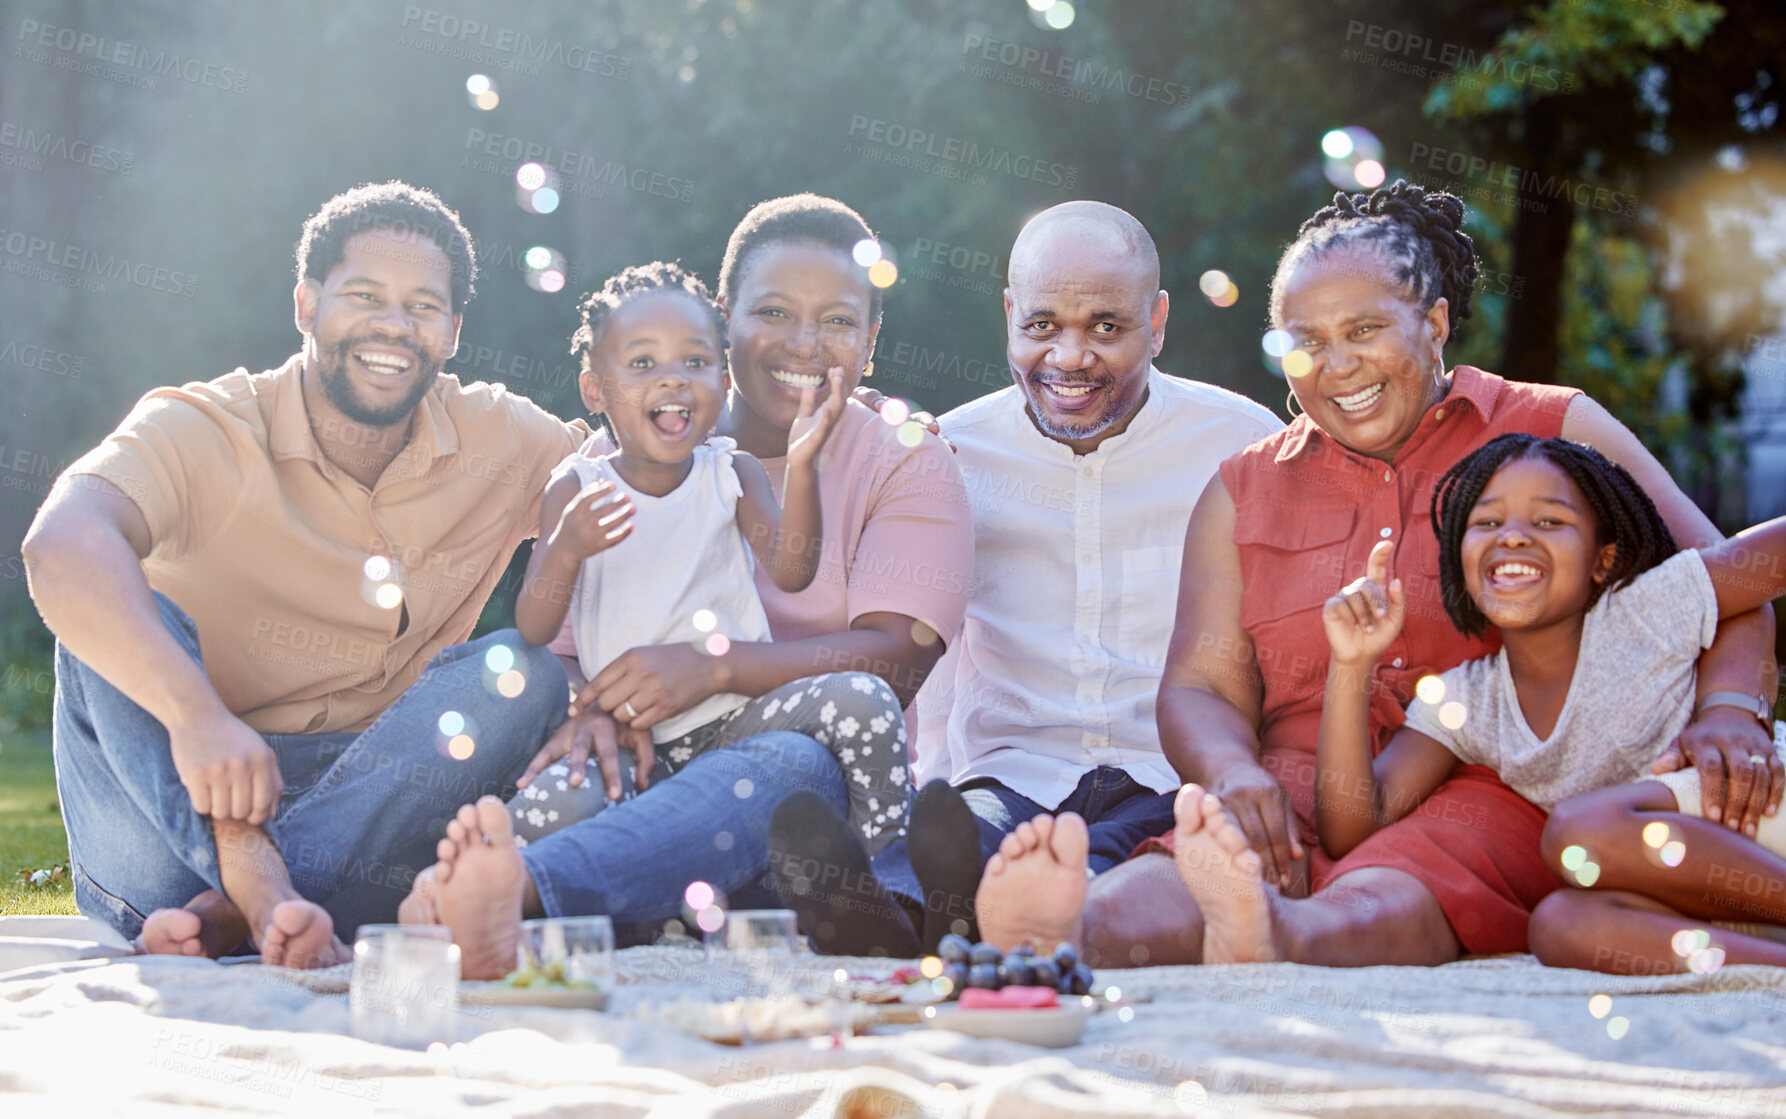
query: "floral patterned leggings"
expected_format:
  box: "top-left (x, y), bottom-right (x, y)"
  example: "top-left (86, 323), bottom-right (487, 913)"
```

top-left (509, 671), bottom-right (910, 857)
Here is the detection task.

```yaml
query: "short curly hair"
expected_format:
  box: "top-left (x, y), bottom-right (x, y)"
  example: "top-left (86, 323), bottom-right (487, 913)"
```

top-left (570, 260), bottom-right (726, 367)
top-left (717, 193), bottom-right (883, 322)
top-left (295, 182), bottom-right (476, 313)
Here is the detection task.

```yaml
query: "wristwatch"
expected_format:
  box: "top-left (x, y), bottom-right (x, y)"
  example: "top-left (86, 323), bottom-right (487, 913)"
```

top-left (1696, 690), bottom-right (1776, 731)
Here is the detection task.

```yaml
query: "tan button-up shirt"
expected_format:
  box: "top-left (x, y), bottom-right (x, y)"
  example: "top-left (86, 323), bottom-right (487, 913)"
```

top-left (65, 353), bottom-right (586, 735)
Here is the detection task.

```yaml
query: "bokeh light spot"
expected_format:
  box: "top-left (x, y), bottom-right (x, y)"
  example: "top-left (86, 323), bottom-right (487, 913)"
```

top-left (1607, 1016), bottom-right (1630, 1039)
top-left (531, 187), bottom-right (559, 214)
top-left (705, 633), bottom-right (732, 656)
top-left (897, 420), bottom-right (925, 447)
top-left (524, 245), bottom-right (553, 270)
top-left (474, 89), bottom-right (499, 111)
top-left (910, 620), bottom-right (939, 646)
top-left (1026, 0), bottom-right (1052, 9)
top-left (852, 239), bottom-right (882, 267)
top-left (1688, 946), bottom-right (1726, 974)
top-left (485, 645), bottom-right (516, 674)
top-left (1415, 675), bottom-right (1446, 705)
top-left (733, 778), bottom-right (755, 799)
top-left (1660, 840), bottom-right (1686, 867)
top-left (1209, 281), bottom-right (1239, 308)
top-left (696, 905), bottom-right (725, 933)
top-left (1262, 329), bottom-right (1295, 358)
top-left (438, 711), bottom-right (465, 737)
top-left (1574, 861), bottom-right (1601, 887)
top-left (1588, 994), bottom-right (1612, 1019)
top-left (713, 831), bottom-right (734, 851)
top-left (1437, 701), bottom-right (1467, 730)
top-left (1198, 270), bottom-right (1230, 298)
top-left (1321, 129), bottom-right (1354, 159)
top-left (496, 669), bottom-right (526, 698)
top-left (516, 163), bottom-right (547, 191)
top-left (692, 608), bottom-right (718, 633)
top-left (466, 74), bottom-right (492, 96)
top-left (685, 881), bottom-right (715, 910)
top-left (1560, 845), bottom-right (1588, 871)
top-left (374, 583), bottom-right (404, 610)
top-left (1282, 350), bottom-right (1313, 379)
top-left (1642, 821), bottom-right (1670, 848)
top-left (880, 398), bottom-right (911, 426)
top-left (920, 956), bottom-right (944, 978)
top-left (1044, 1), bottom-right (1075, 29)
top-left (867, 259), bottom-right (899, 288)
top-left (447, 734), bottom-right (476, 760)
top-left (363, 555), bottom-right (392, 582)
top-left (1354, 159), bottom-right (1387, 188)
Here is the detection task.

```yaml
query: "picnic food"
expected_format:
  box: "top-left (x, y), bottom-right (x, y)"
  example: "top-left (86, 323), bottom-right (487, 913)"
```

top-left (501, 961), bottom-right (601, 990)
top-left (935, 937), bottom-right (1093, 1001)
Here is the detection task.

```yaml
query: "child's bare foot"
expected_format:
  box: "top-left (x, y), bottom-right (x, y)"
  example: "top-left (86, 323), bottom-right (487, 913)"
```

top-left (260, 900), bottom-right (350, 969)
top-left (436, 796), bottom-right (526, 981)
top-left (974, 813), bottom-right (1089, 953)
top-left (136, 890), bottom-right (249, 958)
top-left (398, 865), bottom-right (442, 926)
top-left (1172, 785), bottom-right (1284, 964)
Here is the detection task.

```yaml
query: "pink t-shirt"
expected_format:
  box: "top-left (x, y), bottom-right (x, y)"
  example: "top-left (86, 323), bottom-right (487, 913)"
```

top-left (549, 400), bottom-right (974, 713)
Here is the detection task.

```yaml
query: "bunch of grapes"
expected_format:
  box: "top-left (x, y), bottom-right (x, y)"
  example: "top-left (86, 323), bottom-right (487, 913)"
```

top-left (935, 934), bottom-right (1093, 998)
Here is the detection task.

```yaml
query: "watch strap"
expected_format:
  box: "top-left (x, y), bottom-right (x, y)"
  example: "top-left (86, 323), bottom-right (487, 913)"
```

top-left (1697, 690), bottom-right (1773, 726)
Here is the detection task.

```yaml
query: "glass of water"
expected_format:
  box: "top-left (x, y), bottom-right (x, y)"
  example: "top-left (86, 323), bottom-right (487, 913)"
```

top-left (519, 916), bottom-right (615, 987)
top-left (349, 925), bottom-right (459, 1049)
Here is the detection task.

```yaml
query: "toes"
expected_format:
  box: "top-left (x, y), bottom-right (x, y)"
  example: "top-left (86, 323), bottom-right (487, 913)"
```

top-left (1029, 814), bottom-right (1055, 845)
top-left (471, 795), bottom-right (516, 847)
top-left (997, 831), bottom-right (1028, 861)
top-left (1175, 784), bottom-right (1208, 831)
top-left (985, 852), bottom-right (1008, 877)
top-left (1049, 812), bottom-right (1090, 864)
top-left (1012, 820), bottom-right (1040, 851)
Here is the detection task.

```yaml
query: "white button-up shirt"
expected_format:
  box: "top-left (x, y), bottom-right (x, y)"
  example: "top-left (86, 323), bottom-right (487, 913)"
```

top-left (914, 368), bottom-right (1282, 807)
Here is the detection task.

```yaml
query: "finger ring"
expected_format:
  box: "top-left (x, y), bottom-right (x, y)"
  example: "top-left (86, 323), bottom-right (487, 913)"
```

top-left (621, 701), bottom-right (638, 720)
top-left (1751, 754), bottom-right (1769, 766)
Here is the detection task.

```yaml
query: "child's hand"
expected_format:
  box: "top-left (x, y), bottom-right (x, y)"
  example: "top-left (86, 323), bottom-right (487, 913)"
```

top-left (787, 368), bottom-right (846, 470)
top-left (550, 478), bottom-right (635, 560)
top-left (1322, 540), bottom-right (1405, 666)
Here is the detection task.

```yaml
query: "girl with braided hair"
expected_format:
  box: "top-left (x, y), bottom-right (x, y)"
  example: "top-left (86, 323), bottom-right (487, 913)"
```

top-left (1010, 179), bottom-right (1779, 971)
top-left (1316, 433), bottom-right (1786, 972)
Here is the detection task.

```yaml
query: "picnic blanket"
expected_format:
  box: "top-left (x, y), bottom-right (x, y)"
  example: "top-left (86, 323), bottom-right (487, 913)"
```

top-left (3, 919), bottom-right (1785, 1117)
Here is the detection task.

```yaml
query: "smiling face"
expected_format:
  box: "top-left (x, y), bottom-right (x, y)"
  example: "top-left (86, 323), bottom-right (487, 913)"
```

top-left (724, 240), bottom-right (878, 436)
top-left (295, 228), bottom-right (461, 428)
top-left (1459, 454), bottom-right (1618, 632)
top-left (581, 290), bottom-right (728, 490)
top-left (1277, 248), bottom-right (1450, 462)
top-left (1004, 230), bottom-right (1164, 454)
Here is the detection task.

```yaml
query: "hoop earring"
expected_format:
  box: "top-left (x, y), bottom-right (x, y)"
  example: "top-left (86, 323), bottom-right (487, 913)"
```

top-left (1285, 389), bottom-right (1303, 417)
top-left (861, 361), bottom-right (874, 379)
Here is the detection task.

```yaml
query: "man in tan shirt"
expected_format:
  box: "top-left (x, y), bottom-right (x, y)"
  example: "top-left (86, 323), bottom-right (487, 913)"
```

top-left (24, 182), bottom-right (586, 967)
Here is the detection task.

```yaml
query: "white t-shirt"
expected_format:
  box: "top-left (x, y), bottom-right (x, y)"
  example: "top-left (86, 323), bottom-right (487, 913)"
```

top-left (913, 368), bottom-right (1282, 806)
top-left (1401, 550), bottom-right (1719, 812)
top-left (555, 438), bottom-right (772, 744)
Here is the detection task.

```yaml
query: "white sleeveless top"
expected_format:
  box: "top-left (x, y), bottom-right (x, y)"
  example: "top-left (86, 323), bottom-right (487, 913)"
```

top-left (552, 437), bottom-right (772, 743)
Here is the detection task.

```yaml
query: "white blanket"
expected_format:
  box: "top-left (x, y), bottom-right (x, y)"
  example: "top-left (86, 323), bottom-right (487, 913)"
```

top-left (3, 929), bottom-right (1785, 1117)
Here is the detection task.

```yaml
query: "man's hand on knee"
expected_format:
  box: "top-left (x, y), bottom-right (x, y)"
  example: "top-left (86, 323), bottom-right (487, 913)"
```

top-left (168, 708), bottom-right (284, 825)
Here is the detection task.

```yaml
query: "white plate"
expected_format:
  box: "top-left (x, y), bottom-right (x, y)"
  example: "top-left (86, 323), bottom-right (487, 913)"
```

top-left (458, 982), bottom-right (607, 1010)
top-left (922, 1003), bottom-right (1090, 1048)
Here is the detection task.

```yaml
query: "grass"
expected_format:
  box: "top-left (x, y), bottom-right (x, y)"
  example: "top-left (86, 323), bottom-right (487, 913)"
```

top-left (0, 730), bottom-right (77, 916)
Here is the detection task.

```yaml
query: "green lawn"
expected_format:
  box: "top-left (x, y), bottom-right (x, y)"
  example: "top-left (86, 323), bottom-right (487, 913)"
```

top-left (0, 731), bottom-right (76, 916)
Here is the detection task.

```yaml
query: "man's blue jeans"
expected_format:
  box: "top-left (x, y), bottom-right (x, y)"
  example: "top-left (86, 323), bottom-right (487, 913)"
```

top-left (53, 594), bottom-right (566, 943)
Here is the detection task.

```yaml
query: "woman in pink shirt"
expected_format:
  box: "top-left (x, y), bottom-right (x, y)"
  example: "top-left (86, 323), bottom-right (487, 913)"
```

top-left (401, 195), bottom-right (974, 966)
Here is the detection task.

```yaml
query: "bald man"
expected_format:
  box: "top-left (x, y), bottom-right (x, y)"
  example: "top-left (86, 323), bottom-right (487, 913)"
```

top-left (768, 202), bottom-right (1281, 956)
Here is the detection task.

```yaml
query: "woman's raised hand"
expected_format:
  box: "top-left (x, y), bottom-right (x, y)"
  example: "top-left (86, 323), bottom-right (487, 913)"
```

top-left (1322, 540), bottom-right (1405, 667)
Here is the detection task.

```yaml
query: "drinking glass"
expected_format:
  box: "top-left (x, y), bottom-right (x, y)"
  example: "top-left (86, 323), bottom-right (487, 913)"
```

top-left (349, 925), bottom-right (459, 1049)
top-left (520, 915), bottom-right (615, 987)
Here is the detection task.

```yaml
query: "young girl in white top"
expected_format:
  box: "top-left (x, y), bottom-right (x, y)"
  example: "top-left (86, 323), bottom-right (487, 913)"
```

top-left (1317, 433), bottom-right (1786, 973)
top-left (510, 262), bottom-right (910, 855)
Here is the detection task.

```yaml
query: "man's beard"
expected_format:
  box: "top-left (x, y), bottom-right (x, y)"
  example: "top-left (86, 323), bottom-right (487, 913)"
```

top-left (314, 336), bottom-right (441, 426)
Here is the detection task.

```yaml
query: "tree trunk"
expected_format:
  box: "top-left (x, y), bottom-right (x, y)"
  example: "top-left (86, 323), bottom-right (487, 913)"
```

top-left (1498, 100), bottom-right (1575, 384)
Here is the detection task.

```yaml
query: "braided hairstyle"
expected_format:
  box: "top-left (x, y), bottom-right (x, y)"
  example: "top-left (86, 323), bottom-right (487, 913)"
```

top-left (1269, 179), bottom-right (1478, 335)
top-left (1430, 433), bottom-right (1677, 638)
top-left (571, 260), bottom-right (726, 368)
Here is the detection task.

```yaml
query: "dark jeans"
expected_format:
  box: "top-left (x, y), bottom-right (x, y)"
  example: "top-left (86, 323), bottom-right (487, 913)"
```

top-left (870, 766), bottom-right (1178, 907)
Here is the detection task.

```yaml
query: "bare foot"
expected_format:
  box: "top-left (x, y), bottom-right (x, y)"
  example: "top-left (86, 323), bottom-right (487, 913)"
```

top-left (138, 908), bottom-right (204, 957)
top-left (398, 865), bottom-right (442, 926)
top-left (436, 796), bottom-right (526, 981)
top-left (259, 900), bottom-right (350, 969)
top-left (1172, 785), bottom-right (1283, 964)
top-left (974, 813), bottom-right (1089, 953)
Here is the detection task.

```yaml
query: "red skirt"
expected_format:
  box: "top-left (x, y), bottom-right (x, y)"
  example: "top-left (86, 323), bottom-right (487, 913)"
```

top-left (1132, 752), bottom-right (1559, 956)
